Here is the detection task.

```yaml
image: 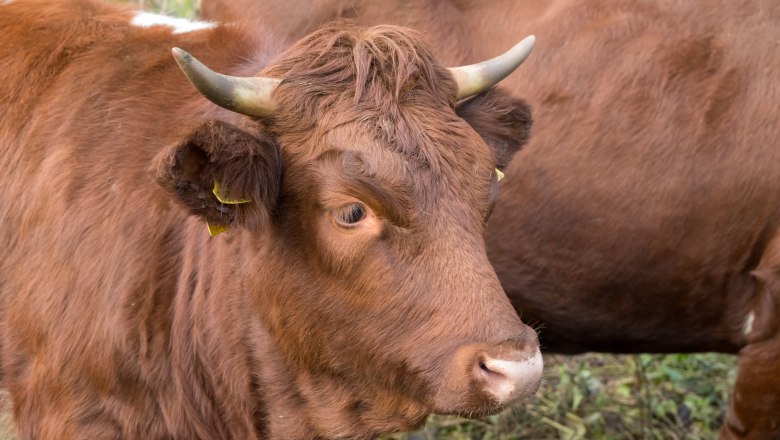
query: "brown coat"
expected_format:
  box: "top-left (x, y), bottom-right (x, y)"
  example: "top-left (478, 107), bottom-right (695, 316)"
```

top-left (0, 0), bottom-right (543, 438)
top-left (200, 0), bottom-right (780, 438)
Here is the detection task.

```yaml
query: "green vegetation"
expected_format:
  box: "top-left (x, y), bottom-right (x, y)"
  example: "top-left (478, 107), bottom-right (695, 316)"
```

top-left (107, 2), bottom-right (740, 438)
top-left (384, 353), bottom-right (736, 439)
top-left (116, 0), bottom-right (199, 18)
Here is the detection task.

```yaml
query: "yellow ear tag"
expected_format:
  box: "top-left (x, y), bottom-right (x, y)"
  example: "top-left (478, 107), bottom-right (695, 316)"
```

top-left (495, 168), bottom-right (505, 182)
top-left (207, 222), bottom-right (229, 236)
top-left (207, 180), bottom-right (251, 236)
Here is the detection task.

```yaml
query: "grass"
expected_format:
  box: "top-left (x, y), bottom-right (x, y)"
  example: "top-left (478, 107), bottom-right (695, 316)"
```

top-left (382, 353), bottom-right (736, 439)
top-left (83, 2), bottom-right (743, 439)
top-left (118, 0), bottom-right (199, 18)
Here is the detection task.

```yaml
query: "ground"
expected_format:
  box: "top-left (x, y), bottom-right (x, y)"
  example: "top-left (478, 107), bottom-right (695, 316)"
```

top-left (385, 353), bottom-right (735, 439)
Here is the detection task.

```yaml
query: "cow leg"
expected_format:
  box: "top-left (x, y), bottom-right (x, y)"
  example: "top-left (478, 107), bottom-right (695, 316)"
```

top-left (723, 339), bottom-right (780, 439)
top-left (721, 246), bottom-right (780, 439)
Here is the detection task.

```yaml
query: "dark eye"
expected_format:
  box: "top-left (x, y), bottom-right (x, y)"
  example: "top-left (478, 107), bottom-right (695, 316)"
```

top-left (333, 203), bottom-right (366, 226)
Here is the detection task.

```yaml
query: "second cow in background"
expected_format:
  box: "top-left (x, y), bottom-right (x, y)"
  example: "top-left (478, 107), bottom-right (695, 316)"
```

top-left (200, 0), bottom-right (780, 438)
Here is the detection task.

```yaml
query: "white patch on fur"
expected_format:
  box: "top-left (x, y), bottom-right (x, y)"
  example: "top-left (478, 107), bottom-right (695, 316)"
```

top-left (743, 311), bottom-right (755, 336)
top-left (131, 12), bottom-right (215, 34)
top-left (1, 0), bottom-right (13, 5)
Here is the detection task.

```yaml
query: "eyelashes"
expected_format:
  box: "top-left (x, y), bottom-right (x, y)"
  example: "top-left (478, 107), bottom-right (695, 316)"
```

top-left (333, 203), bottom-right (367, 227)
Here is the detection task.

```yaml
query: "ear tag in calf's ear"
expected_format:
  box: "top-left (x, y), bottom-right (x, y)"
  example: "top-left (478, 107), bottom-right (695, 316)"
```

top-left (495, 168), bottom-right (505, 182)
top-left (212, 180), bottom-right (251, 205)
top-left (207, 222), bottom-right (229, 236)
top-left (207, 180), bottom-right (251, 236)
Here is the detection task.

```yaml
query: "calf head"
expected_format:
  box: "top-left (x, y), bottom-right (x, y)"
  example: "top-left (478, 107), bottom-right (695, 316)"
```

top-left (159, 23), bottom-right (541, 437)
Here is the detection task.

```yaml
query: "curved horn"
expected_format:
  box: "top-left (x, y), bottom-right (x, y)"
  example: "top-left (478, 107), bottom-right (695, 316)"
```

top-left (171, 47), bottom-right (280, 117)
top-left (448, 35), bottom-right (536, 100)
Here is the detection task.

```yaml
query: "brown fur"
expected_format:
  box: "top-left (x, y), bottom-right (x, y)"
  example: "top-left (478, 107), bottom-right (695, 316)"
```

top-left (201, 0), bottom-right (780, 437)
top-left (0, 1), bottom-right (538, 438)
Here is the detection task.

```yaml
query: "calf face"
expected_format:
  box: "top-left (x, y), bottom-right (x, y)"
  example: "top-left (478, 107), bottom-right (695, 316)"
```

top-left (159, 23), bottom-right (541, 436)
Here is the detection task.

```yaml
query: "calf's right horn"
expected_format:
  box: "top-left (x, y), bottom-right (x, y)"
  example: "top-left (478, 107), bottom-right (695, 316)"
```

top-left (448, 35), bottom-right (536, 100)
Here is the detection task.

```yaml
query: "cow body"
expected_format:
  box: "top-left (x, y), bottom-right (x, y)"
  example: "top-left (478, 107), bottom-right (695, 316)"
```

top-left (200, 0), bottom-right (780, 437)
top-left (0, 0), bottom-right (543, 438)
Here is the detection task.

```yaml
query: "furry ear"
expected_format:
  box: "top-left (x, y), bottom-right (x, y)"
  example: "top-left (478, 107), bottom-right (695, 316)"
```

top-left (456, 88), bottom-right (533, 169)
top-left (156, 120), bottom-right (282, 232)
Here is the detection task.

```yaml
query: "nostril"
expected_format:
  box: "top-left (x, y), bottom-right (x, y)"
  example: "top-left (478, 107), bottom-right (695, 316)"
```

top-left (474, 348), bottom-right (544, 403)
top-left (477, 356), bottom-right (507, 380)
top-left (477, 356), bottom-right (501, 382)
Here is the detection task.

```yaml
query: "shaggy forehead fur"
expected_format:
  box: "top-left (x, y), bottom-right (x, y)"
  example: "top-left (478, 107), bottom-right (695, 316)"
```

top-left (265, 21), bottom-right (457, 110)
top-left (263, 22), bottom-right (494, 209)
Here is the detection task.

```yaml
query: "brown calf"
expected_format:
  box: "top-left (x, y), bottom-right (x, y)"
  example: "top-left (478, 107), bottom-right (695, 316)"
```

top-left (200, 0), bottom-right (780, 437)
top-left (0, 0), bottom-right (543, 438)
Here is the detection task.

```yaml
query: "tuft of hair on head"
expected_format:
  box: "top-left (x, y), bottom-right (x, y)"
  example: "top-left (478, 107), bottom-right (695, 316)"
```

top-left (264, 21), bottom-right (457, 110)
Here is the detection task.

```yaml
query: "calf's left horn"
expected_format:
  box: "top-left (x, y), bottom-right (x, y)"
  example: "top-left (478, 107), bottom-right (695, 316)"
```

top-left (172, 48), bottom-right (280, 117)
top-left (448, 35), bottom-right (536, 100)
